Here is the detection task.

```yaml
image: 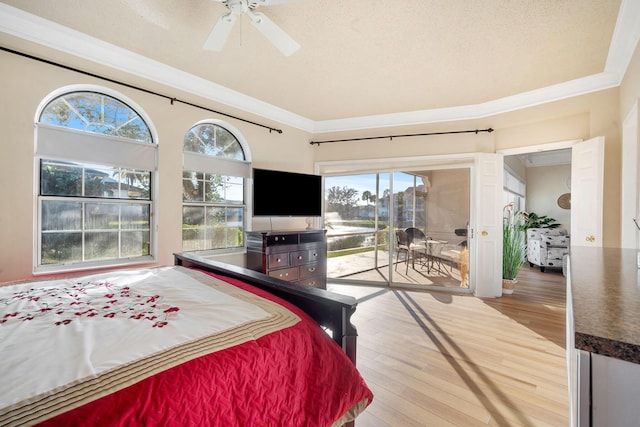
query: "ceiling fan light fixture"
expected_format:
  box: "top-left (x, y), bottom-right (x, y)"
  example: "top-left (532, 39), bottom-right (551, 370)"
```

top-left (225, 0), bottom-right (250, 15)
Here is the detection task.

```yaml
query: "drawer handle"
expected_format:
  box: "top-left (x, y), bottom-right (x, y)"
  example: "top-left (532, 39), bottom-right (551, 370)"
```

top-left (298, 255), bottom-right (303, 260)
top-left (308, 267), bottom-right (316, 272)
top-left (312, 252), bottom-right (318, 257)
top-left (276, 258), bottom-right (281, 263)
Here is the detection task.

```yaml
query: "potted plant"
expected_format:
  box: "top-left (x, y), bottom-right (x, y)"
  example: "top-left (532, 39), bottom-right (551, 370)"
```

top-left (502, 203), bottom-right (526, 294)
top-left (522, 212), bottom-right (560, 229)
top-left (520, 211), bottom-right (560, 262)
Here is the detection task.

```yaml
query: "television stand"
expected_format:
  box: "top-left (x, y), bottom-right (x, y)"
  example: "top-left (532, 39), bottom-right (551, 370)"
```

top-left (246, 230), bottom-right (327, 289)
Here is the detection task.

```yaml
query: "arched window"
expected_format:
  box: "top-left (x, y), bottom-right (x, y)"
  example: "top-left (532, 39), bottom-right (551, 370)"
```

top-left (36, 88), bottom-right (157, 272)
top-left (182, 121), bottom-right (250, 251)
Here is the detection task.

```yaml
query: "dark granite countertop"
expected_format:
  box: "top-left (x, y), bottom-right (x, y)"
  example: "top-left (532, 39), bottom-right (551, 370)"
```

top-left (569, 246), bottom-right (640, 364)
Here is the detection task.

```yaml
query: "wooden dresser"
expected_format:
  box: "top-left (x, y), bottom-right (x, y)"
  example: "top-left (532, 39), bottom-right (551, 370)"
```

top-left (245, 230), bottom-right (327, 289)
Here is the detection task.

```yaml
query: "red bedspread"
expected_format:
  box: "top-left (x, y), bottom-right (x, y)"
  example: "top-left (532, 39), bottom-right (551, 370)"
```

top-left (37, 271), bottom-right (373, 427)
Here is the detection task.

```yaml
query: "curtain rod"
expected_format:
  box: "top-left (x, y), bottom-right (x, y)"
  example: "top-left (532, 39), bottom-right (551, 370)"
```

top-left (1, 46), bottom-right (283, 134)
top-left (309, 128), bottom-right (494, 145)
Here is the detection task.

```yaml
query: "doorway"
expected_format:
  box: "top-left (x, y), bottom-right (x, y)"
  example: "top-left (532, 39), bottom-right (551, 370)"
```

top-left (504, 148), bottom-right (573, 232)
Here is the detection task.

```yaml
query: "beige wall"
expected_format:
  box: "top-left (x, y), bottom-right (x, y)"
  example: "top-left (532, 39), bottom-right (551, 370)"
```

top-left (526, 164), bottom-right (572, 230)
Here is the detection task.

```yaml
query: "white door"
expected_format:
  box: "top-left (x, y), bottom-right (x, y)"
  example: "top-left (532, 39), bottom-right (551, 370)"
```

top-left (571, 137), bottom-right (604, 247)
top-left (473, 153), bottom-right (503, 297)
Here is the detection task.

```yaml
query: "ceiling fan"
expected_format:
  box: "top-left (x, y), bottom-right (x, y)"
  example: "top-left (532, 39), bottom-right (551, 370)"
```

top-left (204, 0), bottom-right (301, 56)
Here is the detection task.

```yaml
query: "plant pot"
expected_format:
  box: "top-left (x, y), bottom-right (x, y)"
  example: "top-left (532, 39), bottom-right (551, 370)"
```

top-left (502, 278), bottom-right (517, 294)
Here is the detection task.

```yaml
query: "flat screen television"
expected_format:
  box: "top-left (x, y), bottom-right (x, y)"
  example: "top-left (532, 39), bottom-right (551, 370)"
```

top-left (252, 168), bottom-right (322, 217)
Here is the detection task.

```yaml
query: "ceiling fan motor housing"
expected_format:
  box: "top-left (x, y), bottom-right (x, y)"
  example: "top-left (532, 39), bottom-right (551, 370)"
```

top-left (223, 0), bottom-right (251, 14)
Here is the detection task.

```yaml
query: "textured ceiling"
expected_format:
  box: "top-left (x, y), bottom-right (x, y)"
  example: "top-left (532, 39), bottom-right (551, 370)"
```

top-left (0, 0), bottom-right (626, 126)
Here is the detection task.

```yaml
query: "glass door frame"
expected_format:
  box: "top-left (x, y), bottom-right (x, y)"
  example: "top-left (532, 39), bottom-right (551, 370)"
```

top-left (317, 154), bottom-right (476, 293)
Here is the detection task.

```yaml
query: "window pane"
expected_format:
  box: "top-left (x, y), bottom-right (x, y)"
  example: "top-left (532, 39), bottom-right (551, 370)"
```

top-left (115, 169), bottom-right (151, 200)
top-left (41, 162), bottom-right (83, 196)
top-left (183, 171), bottom-right (204, 202)
top-left (85, 232), bottom-right (118, 260)
top-left (203, 174), bottom-right (244, 204)
top-left (182, 228), bottom-right (206, 252)
top-left (122, 231), bottom-right (150, 256)
top-left (215, 126), bottom-right (244, 159)
top-left (184, 123), bottom-right (244, 160)
top-left (183, 205), bottom-right (205, 226)
top-left (207, 206), bottom-right (244, 248)
top-left (84, 166), bottom-right (111, 197)
top-left (121, 204), bottom-right (150, 229)
top-left (182, 206), bottom-right (206, 251)
top-left (40, 92), bottom-right (152, 143)
top-left (223, 176), bottom-right (244, 204)
top-left (41, 233), bottom-right (82, 264)
top-left (85, 203), bottom-right (119, 230)
top-left (42, 200), bottom-right (82, 231)
top-left (204, 175), bottom-right (222, 203)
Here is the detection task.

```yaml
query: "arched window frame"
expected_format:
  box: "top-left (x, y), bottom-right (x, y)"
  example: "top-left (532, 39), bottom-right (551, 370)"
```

top-left (34, 85), bottom-right (158, 273)
top-left (182, 119), bottom-right (251, 253)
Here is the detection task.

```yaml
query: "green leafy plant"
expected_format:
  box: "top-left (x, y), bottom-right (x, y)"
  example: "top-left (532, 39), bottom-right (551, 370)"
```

top-left (522, 212), bottom-right (560, 229)
top-left (503, 203), bottom-right (526, 281)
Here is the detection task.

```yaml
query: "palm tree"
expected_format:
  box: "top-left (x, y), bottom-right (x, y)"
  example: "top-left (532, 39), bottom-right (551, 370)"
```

top-left (362, 190), bottom-right (372, 205)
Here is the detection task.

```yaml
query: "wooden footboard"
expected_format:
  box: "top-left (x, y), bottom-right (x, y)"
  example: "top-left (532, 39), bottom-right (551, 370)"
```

top-left (174, 252), bottom-right (359, 366)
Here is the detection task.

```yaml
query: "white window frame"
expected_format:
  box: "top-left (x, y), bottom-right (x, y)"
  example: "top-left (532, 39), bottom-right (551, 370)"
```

top-left (33, 85), bottom-right (158, 274)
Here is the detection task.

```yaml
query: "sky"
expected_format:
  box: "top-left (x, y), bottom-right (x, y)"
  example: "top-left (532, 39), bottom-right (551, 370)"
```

top-left (325, 172), bottom-right (419, 206)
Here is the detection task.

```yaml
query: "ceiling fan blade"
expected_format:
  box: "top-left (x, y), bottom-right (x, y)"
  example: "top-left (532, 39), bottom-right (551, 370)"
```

top-left (203, 12), bottom-right (237, 51)
top-left (248, 11), bottom-right (300, 56)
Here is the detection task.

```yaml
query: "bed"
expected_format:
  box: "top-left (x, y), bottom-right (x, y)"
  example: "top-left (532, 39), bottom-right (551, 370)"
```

top-left (0, 252), bottom-right (373, 426)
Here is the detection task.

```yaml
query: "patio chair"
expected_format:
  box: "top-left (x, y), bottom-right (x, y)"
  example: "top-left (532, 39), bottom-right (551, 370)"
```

top-left (405, 227), bottom-right (426, 242)
top-left (405, 227), bottom-right (429, 268)
top-left (395, 230), bottom-right (411, 274)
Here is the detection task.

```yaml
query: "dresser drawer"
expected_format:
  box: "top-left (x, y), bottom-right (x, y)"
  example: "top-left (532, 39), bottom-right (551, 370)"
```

top-left (266, 234), bottom-right (298, 246)
top-left (289, 249), bottom-right (324, 266)
top-left (299, 262), bottom-right (323, 279)
top-left (267, 253), bottom-right (290, 269)
top-left (268, 267), bottom-right (299, 281)
top-left (298, 276), bottom-right (324, 289)
top-left (290, 250), bottom-right (308, 266)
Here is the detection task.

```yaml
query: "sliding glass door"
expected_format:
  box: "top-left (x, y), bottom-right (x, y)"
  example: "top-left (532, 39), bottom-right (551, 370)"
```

top-left (324, 168), bottom-right (470, 290)
top-left (324, 173), bottom-right (390, 282)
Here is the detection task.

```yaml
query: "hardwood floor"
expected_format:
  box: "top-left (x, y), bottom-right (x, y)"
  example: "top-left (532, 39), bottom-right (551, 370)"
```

top-left (333, 264), bottom-right (568, 426)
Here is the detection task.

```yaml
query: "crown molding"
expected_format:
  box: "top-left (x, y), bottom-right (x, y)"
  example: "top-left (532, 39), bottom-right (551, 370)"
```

top-left (312, 72), bottom-right (622, 133)
top-left (1, 1), bottom-right (638, 134)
